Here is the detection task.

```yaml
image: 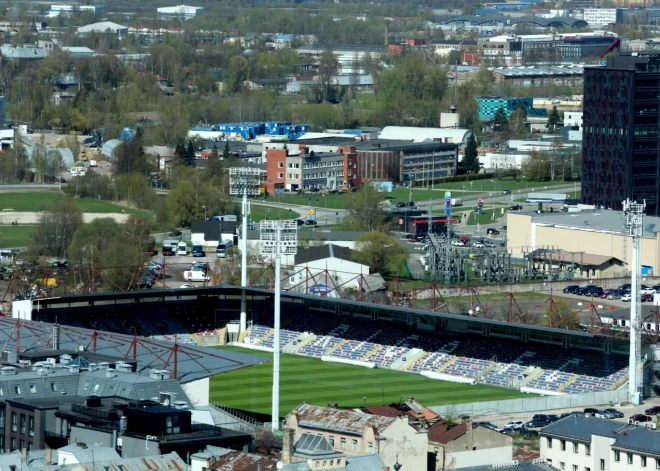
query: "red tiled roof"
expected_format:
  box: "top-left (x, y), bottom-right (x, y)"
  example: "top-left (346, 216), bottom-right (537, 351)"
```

top-left (427, 422), bottom-right (469, 444)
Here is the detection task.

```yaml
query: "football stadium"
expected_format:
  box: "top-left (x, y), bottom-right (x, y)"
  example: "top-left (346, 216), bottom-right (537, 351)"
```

top-left (7, 284), bottom-right (641, 420)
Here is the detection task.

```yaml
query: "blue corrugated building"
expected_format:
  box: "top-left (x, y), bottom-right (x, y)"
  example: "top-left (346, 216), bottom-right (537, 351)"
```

top-left (476, 97), bottom-right (547, 120)
top-left (189, 122), bottom-right (309, 141)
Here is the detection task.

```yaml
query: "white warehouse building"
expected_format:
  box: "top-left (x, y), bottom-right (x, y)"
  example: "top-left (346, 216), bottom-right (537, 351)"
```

top-left (157, 5), bottom-right (204, 20)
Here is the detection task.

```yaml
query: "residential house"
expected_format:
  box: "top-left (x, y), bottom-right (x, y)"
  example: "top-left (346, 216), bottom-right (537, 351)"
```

top-left (364, 399), bottom-right (513, 470)
top-left (157, 5), bottom-right (205, 20)
top-left (540, 415), bottom-right (660, 471)
top-left (330, 75), bottom-right (374, 92)
top-left (286, 402), bottom-right (428, 471)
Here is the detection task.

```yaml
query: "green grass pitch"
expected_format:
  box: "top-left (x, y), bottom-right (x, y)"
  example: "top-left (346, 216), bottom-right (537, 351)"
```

top-left (210, 346), bottom-right (532, 417)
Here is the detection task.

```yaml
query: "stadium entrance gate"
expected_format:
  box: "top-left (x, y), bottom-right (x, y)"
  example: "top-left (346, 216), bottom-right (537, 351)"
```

top-left (225, 320), bottom-right (241, 343)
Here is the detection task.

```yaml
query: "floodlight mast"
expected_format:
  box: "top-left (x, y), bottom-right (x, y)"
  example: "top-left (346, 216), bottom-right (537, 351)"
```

top-left (229, 167), bottom-right (261, 333)
top-left (623, 198), bottom-right (645, 405)
top-left (259, 220), bottom-right (297, 431)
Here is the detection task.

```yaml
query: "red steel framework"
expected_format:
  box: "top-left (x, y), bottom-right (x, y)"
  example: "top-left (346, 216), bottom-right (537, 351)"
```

top-left (0, 262), bottom-right (655, 342)
top-left (0, 317), bottom-right (252, 380)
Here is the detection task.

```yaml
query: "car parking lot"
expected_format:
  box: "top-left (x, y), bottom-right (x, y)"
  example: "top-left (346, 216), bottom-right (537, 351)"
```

top-left (470, 398), bottom-right (660, 433)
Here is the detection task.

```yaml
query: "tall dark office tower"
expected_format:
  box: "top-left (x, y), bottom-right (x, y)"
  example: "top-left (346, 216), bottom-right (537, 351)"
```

top-left (582, 54), bottom-right (660, 215)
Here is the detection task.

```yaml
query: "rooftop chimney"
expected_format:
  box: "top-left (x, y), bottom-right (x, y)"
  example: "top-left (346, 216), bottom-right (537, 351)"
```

top-left (282, 428), bottom-right (295, 466)
top-left (46, 449), bottom-right (52, 466)
top-left (21, 448), bottom-right (27, 463)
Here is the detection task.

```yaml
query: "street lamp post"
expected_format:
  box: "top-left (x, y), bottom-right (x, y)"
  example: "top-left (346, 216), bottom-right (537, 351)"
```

top-left (202, 205), bottom-right (206, 220)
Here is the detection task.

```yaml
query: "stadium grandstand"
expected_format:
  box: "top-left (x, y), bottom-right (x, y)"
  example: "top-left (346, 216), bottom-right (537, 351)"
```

top-left (27, 286), bottom-right (638, 397)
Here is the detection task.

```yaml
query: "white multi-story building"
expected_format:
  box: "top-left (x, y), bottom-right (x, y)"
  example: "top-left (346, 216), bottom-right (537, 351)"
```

top-left (564, 111), bottom-right (583, 130)
top-left (157, 5), bottom-right (204, 20)
top-left (540, 416), bottom-right (660, 471)
top-left (583, 8), bottom-right (623, 27)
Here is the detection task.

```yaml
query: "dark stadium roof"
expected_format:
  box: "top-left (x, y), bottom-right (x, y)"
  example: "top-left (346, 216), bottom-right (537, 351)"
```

top-left (34, 286), bottom-right (602, 341)
top-left (0, 316), bottom-right (266, 384)
top-left (294, 244), bottom-right (356, 265)
top-left (440, 15), bottom-right (588, 28)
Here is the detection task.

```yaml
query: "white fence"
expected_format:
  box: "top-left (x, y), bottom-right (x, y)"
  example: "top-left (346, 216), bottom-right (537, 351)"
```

top-left (430, 388), bottom-right (629, 417)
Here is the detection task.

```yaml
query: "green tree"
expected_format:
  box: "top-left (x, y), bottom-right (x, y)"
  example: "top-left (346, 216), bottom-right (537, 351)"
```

top-left (509, 105), bottom-right (528, 137)
top-left (547, 105), bottom-right (561, 132)
top-left (222, 141), bottom-right (231, 160)
top-left (492, 107), bottom-right (509, 131)
top-left (30, 200), bottom-right (83, 258)
top-left (472, 69), bottom-right (495, 97)
top-left (224, 56), bottom-right (250, 94)
top-left (112, 131), bottom-right (152, 177)
top-left (544, 298), bottom-right (580, 329)
top-left (462, 133), bottom-right (480, 174)
top-left (211, 144), bottom-right (219, 160)
top-left (521, 151), bottom-right (550, 182)
top-left (184, 141), bottom-right (196, 166)
top-left (340, 185), bottom-right (387, 232)
top-left (115, 173), bottom-right (154, 209)
top-left (353, 232), bottom-right (408, 274)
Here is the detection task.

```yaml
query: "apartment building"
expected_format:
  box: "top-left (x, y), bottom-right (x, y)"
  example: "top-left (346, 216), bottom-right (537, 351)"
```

top-left (583, 8), bottom-right (623, 27)
top-left (286, 403), bottom-right (428, 471)
top-left (540, 415), bottom-right (660, 471)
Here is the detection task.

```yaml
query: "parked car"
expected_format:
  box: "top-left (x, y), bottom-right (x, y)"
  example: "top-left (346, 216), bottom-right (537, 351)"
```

top-left (547, 415), bottom-right (560, 423)
top-left (309, 187), bottom-right (320, 193)
top-left (603, 408), bottom-right (624, 418)
top-left (482, 241), bottom-right (496, 248)
top-left (618, 283), bottom-right (631, 291)
top-left (642, 293), bottom-right (654, 302)
top-left (622, 293), bottom-right (632, 302)
top-left (607, 290), bottom-right (623, 300)
top-left (641, 286), bottom-right (656, 295)
top-left (487, 228), bottom-right (500, 235)
top-left (451, 240), bottom-right (467, 247)
top-left (595, 410), bottom-right (616, 419)
top-left (408, 201), bottom-right (415, 207)
top-left (180, 283), bottom-right (196, 289)
top-left (645, 406), bottom-right (660, 415)
top-left (396, 202), bottom-right (407, 208)
top-left (631, 414), bottom-right (653, 422)
top-left (509, 204), bottom-right (523, 211)
top-left (415, 235), bottom-right (426, 243)
top-left (526, 417), bottom-right (551, 428)
top-left (144, 262), bottom-right (161, 271)
top-left (560, 411), bottom-right (584, 419)
top-left (502, 189), bottom-right (512, 194)
top-left (305, 220), bottom-right (318, 226)
top-left (502, 420), bottom-right (524, 430)
top-left (401, 234), bottom-right (416, 240)
top-left (653, 284), bottom-right (660, 293)
top-left (563, 285), bottom-right (579, 294)
top-left (473, 241), bottom-right (484, 248)
top-left (584, 408), bottom-right (600, 416)
top-left (575, 285), bottom-right (598, 295)
top-left (584, 287), bottom-right (604, 297)
top-left (294, 219), bottom-right (305, 226)
top-left (52, 261), bottom-right (68, 269)
top-left (168, 230), bottom-right (182, 237)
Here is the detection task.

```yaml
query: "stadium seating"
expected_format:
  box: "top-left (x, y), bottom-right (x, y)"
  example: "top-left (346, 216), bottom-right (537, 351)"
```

top-left (36, 296), bottom-right (629, 394)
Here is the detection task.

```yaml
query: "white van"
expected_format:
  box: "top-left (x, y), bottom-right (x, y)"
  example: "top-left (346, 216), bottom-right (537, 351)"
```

top-left (177, 242), bottom-right (187, 256)
top-left (451, 198), bottom-right (463, 207)
top-left (183, 270), bottom-right (210, 282)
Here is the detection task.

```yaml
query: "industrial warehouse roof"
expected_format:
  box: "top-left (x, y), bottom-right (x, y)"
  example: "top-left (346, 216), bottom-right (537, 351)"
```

top-left (77, 21), bottom-right (127, 33)
top-left (490, 64), bottom-right (585, 77)
top-left (0, 317), bottom-right (265, 384)
top-left (379, 126), bottom-right (472, 144)
top-left (0, 45), bottom-right (49, 59)
top-left (440, 15), bottom-right (588, 28)
top-left (524, 208), bottom-right (660, 238)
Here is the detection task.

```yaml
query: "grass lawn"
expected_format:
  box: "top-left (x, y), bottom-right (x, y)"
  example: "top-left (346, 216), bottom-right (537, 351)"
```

top-left (0, 225), bottom-right (35, 248)
top-left (210, 346), bottom-right (532, 416)
top-left (248, 205), bottom-right (301, 222)
top-left (0, 191), bottom-right (152, 218)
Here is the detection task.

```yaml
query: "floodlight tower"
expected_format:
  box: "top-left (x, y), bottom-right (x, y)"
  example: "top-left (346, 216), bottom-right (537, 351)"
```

top-left (623, 198), bottom-right (645, 405)
top-left (259, 220), bottom-right (297, 431)
top-left (229, 167), bottom-right (261, 333)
